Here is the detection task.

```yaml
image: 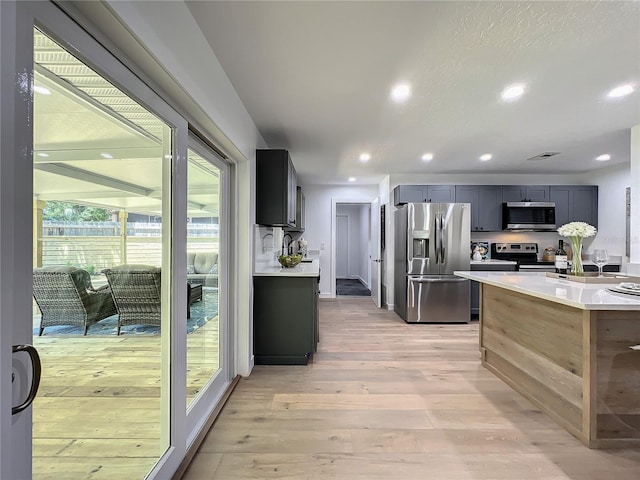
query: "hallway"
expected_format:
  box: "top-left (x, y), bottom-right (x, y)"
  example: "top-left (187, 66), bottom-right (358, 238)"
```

top-left (182, 298), bottom-right (640, 479)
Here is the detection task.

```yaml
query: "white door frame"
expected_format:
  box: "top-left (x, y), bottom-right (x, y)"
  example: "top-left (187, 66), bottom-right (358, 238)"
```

top-left (330, 197), bottom-right (376, 299)
top-left (184, 134), bottom-right (233, 445)
top-left (370, 198), bottom-right (382, 307)
top-left (1, 2), bottom-right (34, 478)
top-left (0, 1), bottom-right (202, 478)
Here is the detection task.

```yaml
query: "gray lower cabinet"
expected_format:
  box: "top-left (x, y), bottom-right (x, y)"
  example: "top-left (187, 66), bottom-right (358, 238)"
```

top-left (470, 263), bottom-right (517, 316)
top-left (253, 275), bottom-right (319, 365)
top-left (583, 264), bottom-right (620, 273)
top-left (550, 185), bottom-right (598, 229)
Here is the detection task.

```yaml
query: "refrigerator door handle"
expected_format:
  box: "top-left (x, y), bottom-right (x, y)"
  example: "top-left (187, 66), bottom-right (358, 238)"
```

top-left (433, 213), bottom-right (439, 264)
top-left (439, 215), bottom-right (446, 263)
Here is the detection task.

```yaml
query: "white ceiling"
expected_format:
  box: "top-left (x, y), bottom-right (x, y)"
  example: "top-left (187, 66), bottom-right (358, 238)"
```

top-left (186, 1), bottom-right (640, 185)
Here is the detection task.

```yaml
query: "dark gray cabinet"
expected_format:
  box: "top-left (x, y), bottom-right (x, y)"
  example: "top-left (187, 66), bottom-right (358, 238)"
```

top-left (583, 264), bottom-right (619, 273)
top-left (550, 185), bottom-right (598, 228)
top-left (253, 275), bottom-right (319, 365)
top-left (455, 185), bottom-right (502, 231)
top-left (470, 262), bottom-right (517, 315)
top-left (502, 185), bottom-right (549, 202)
top-left (393, 185), bottom-right (455, 205)
top-left (285, 186), bottom-right (305, 233)
top-left (256, 149), bottom-right (297, 227)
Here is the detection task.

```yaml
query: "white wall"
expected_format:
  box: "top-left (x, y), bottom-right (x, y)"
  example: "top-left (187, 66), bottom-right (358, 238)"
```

top-left (583, 162), bottom-right (630, 260)
top-left (629, 125), bottom-right (640, 274)
top-left (303, 184), bottom-right (378, 295)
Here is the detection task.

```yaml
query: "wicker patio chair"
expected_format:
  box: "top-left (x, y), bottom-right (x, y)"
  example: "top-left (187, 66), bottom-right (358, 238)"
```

top-left (102, 264), bottom-right (162, 335)
top-left (33, 266), bottom-right (117, 335)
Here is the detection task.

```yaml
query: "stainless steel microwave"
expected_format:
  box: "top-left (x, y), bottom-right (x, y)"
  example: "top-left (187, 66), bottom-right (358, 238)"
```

top-left (502, 202), bottom-right (556, 231)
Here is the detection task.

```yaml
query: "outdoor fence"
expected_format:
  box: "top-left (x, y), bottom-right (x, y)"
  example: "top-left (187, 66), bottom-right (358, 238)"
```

top-left (39, 221), bottom-right (218, 271)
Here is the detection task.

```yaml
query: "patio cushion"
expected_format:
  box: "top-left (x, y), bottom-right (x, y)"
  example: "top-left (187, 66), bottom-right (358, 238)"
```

top-left (187, 252), bottom-right (218, 287)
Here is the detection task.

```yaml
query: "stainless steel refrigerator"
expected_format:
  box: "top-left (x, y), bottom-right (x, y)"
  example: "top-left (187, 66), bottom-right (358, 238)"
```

top-left (394, 203), bottom-right (471, 323)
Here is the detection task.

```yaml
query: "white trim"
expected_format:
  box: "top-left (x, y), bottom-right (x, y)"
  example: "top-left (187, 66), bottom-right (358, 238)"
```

top-left (184, 133), bottom-right (234, 440)
top-left (330, 197), bottom-right (376, 298)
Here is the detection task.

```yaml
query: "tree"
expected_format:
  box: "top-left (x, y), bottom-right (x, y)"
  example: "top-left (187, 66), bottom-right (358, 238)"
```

top-left (43, 201), bottom-right (111, 221)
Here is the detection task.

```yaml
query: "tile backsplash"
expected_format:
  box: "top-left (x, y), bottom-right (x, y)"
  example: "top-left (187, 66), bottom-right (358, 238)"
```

top-left (471, 231), bottom-right (592, 260)
top-left (472, 231), bottom-right (622, 265)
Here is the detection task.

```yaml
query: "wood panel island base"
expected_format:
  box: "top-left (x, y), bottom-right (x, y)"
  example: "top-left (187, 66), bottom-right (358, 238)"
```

top-left (455, 271), bottom-right (640, 449)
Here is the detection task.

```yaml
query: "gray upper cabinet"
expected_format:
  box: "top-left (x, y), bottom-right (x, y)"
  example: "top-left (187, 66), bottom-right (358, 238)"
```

top-left (256, 149), bottom-right (297, 227)
top-left (285, 186), bottom-right (305, 233)
top-left (455, 185), bottom-right (502, 231)
top-left (550, 185), bottom-right (598, 228)
top-left (502, 185), bottom-right (549, 202)
top-left (393, 185), bottom-right (455, 205)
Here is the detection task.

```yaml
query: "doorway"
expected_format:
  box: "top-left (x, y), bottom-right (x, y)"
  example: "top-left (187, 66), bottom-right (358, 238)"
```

top-left (335, 204), bottom-right (372, 296)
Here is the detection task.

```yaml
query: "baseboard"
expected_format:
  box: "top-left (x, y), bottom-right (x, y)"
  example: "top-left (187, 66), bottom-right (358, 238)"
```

top-left (357, 276), bottom-right (369, 288)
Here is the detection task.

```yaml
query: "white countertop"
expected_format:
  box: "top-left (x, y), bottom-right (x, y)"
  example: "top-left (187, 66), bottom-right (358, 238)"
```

top-left (470, 259), bottom-right (517, 265)
top-left (254, 258), bottom-right (320, 277)
top-left (454, 271), bottom-right (640, 311)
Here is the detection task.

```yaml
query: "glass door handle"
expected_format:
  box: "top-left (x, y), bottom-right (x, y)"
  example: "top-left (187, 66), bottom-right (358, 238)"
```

top-left (12, 344), bottom-right (41, 415)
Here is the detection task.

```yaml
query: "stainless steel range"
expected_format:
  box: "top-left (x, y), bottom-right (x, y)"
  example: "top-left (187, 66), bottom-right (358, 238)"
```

top-left (490, 242), bottom-right (556, 272)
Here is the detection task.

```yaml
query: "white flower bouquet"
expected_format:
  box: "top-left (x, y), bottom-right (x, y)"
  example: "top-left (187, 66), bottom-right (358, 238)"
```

top-left (557, 222), bottom-right (597, 238)
top-left (557, 222), bottom-right (597, 275)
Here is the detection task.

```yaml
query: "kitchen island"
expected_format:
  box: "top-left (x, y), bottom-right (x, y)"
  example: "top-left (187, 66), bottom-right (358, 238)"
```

top-left (454, 271), bottom-right (640, 448)
top-left (253, 259), bottom-right (320, 365)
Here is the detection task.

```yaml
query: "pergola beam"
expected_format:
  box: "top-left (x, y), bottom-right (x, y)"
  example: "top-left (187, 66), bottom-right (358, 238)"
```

top-left (35, 163), bottom-right (152, 197)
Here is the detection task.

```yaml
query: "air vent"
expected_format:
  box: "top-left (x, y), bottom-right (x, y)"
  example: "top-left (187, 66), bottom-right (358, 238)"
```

top-left (526, 152), bottom-right (560, 161)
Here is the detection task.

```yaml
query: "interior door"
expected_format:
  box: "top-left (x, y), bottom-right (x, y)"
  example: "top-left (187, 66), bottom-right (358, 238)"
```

top-left (336, 215), bottom-right (348, 279)
top-left (370, 198), bottom-right (382, 308)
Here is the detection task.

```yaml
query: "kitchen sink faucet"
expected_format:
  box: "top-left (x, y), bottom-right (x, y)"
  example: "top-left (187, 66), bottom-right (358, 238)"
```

top-left (282, 233), bottom-right (293, 255)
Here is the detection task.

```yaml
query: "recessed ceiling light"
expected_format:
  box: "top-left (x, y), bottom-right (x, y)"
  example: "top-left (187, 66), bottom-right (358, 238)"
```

top-left (359, 152), bottom-right (371, 162)
top-left (479, 154), bottom-right (492, 161)
top-left (100, 152), bottom-right (113, 159)
top-left (36, 152), bottom-right (50, 158)
top-left (607, 83), bottom-right (635, 98)
top-left (595, 154), bottom-right (611, 161)
top-left (348, 177), bottom-right (356, 182)
top-left (421, 153), bottom-right (434, 162)
top-left (390, 83), bottom-right (411, 103)
top-left (501, 83), bottom-right (526, 101)
top-left (33, 85), bottom-right (51, 95)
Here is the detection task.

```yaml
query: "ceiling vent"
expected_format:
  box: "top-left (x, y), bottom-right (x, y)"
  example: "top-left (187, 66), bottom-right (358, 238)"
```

top-left (526, 152), bottom-right (560, 161)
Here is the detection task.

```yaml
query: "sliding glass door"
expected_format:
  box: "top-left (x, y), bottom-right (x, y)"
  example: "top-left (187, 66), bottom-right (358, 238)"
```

top-left (31, 28), bottom-right (175, 478)
top-left (2, 1), bottom-right (196, 478)
top-left (185, 136), bottom-right (230, 438)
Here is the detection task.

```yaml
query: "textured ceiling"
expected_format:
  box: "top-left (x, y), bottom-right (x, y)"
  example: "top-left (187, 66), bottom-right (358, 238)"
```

top-left (186, 1), bottom-right (640, 185)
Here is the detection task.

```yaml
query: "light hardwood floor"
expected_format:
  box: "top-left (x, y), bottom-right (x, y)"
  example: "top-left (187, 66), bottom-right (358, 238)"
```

top-left (182, 297), bottom-right (640, 480)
